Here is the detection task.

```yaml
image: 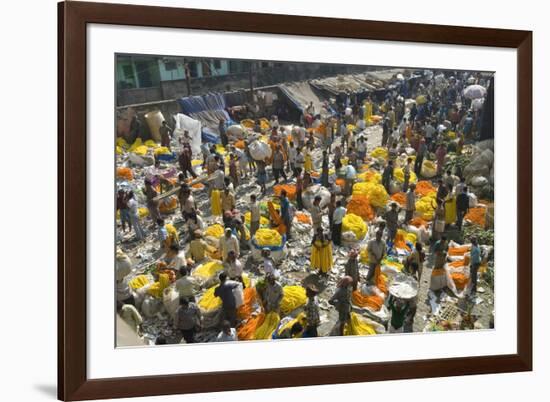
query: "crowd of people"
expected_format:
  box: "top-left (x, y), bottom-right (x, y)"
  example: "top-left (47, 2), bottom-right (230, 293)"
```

top-left (116, 69), bottom-right (492, 344)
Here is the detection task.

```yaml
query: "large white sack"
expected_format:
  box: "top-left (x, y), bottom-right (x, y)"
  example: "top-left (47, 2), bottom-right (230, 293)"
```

top-left (226, 125), bottom-right (244, 139)
top-left (116, 249), bottom-right (132, 281)
top-left (471, 176), bottom-right (488, 187)
top-left (128, 152), bottom-right (155, 166)
top-left (162, 286), bottom-right (180, 321)
top-left (302, 184), bottom-right (331, 210)
top-left (144, 110), bottom-right (164, 143)
top-left (174, 113), bottom-right (202, 155)
top-left (248, 140), bottom-right (272, 161)
top-left (141, 295), bottom-right (162, 318)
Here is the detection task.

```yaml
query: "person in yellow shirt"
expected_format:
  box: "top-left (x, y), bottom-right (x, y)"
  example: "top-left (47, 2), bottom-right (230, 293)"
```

top-left (189, 230), bottom-right (210, 263)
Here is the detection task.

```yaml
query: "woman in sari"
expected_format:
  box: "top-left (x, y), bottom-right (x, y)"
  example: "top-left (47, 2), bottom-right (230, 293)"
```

top-left (310, 227), bottom-right (333, 275)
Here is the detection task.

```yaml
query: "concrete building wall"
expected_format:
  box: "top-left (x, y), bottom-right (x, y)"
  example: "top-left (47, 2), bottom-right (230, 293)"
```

top-left (117, 62), bottom-right (373, 106)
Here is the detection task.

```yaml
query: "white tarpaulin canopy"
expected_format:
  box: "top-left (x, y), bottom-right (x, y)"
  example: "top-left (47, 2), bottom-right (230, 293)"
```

top-left (174, 113), bottom-right (202, 155)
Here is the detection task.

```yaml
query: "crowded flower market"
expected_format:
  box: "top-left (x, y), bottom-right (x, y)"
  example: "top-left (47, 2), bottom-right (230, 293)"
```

top-left (115, 58), bottom-right (495, 346)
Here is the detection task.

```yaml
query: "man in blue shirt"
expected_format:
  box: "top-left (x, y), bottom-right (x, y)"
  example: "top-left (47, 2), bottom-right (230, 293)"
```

top-left (470, 237), bottom-right (482, 295)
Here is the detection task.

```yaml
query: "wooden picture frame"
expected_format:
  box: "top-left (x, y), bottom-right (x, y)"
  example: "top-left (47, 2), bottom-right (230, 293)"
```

top-left (58, 1), bottom-right (532, 400)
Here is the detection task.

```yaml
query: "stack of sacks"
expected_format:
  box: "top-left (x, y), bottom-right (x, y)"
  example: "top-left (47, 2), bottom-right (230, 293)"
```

top-left (445, 242), bottom-right (472, 295)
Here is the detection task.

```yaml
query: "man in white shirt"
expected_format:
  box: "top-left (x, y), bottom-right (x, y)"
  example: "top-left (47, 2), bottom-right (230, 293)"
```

top-left (126, 191), bottom-right (145, 241)
top-left (261, 248), bottom-right (280, 278)
top-left (310, 196), bottom-right (324, 233)
top-left (219, 228), bottom-right (240, 260)
top-left (175, 267), bottom-right (199, 299)
top-left (287, 141), bottom-right (297, 173)
top-left (332, 200), bottom-right (347, 246)
top-left (294, 148), bottom-right (305, 175)
top-left (216, 320), bottom-right (238, 342)
top-left (223, 250), bottom-right (243, 280)
top-left (424, 121), bottom-right (435, 146)
top-left (208, 168), bottom-right (225, 190)
top-left (249, 194), bottom-right (261, 237)
top-left (164, 243), bottom-right (187, 272)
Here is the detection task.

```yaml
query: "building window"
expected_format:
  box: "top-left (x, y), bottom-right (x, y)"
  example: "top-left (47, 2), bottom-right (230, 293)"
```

top-left (122, 65), bottom-right (134, 79)
top-left (213, 59), bottom-right (221, 69)
top-left (229, 60), bottom-right (240, 74)
top-left (164, 60), bottom-right (177, 71)
top-left (187, 62), bottom-right (198, 78)
top-left (261, 62), bottom-right (269, 68)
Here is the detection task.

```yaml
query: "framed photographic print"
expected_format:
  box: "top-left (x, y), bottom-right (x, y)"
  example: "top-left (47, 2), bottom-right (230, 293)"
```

top-left (58, 1), bottom-right (532, 400)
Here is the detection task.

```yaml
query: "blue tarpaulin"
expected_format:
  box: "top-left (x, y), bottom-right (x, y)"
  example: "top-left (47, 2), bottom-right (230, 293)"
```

top-left (177, 93), bottom-right (235, 143)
